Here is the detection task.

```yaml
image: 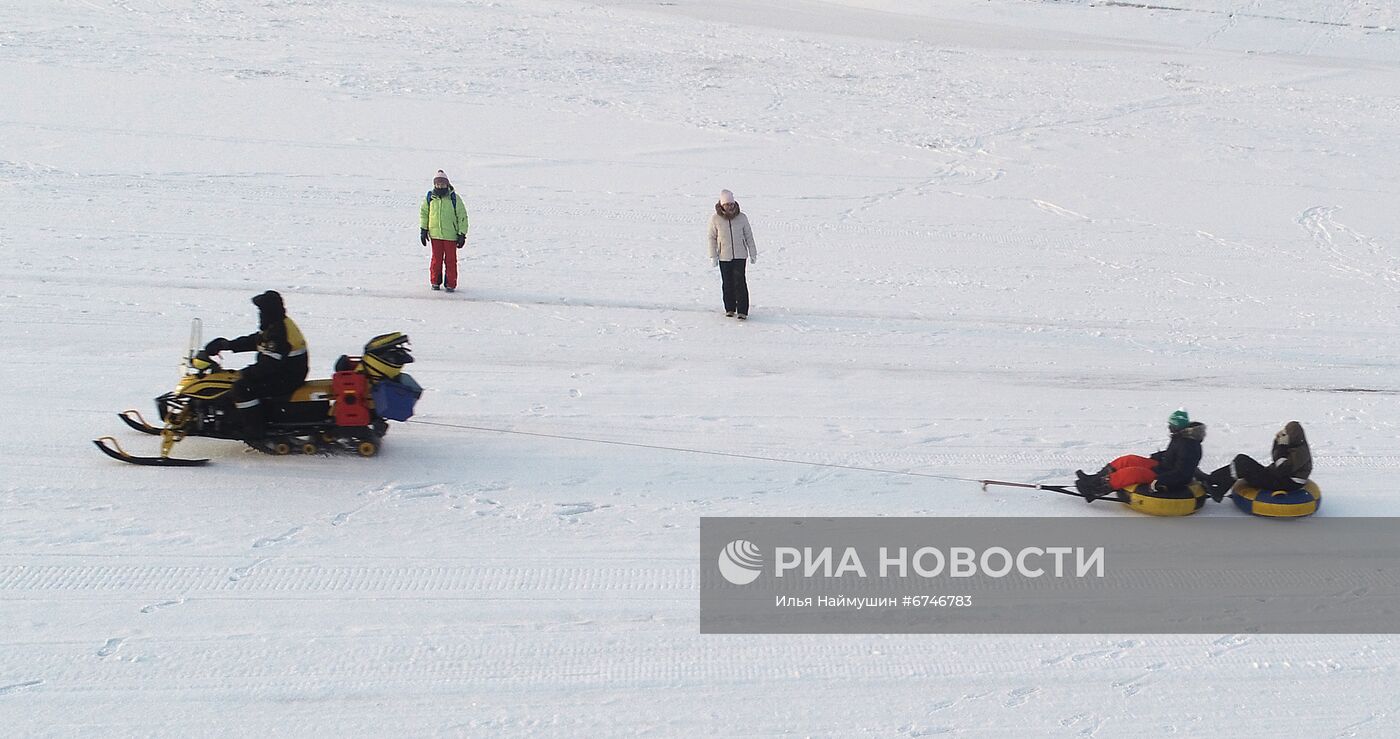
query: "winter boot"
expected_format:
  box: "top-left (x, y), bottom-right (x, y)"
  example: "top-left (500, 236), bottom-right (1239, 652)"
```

top-left (239, 403), bottom-right (266, 441)
top-left (444, 286), bottom-right (455, 293)
top-left (1075, 470), bottom-right (1111, 501)
top-left (431, 284), bottom-right (441, 291)
top-left (1203, 465), bottom-right (1235, 502)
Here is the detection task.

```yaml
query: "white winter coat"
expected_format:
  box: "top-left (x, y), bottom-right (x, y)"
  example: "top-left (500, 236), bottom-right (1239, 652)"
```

top-left (708, 210), bottom-right (757, 262)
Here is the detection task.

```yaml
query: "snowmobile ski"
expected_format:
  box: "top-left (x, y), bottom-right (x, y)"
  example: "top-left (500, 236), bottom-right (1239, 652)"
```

top-left (118, 409), bottom-right (164, 435)
top-left (92, 437), bottom-right (209, 467)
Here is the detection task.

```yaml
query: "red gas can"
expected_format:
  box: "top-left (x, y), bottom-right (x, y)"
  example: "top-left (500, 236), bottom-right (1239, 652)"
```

top-left (331, 370), bottom-right (372, 427)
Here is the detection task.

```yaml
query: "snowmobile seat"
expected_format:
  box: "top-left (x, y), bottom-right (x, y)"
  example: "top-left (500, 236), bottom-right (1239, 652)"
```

top-left (262, 381), bottom-right (333, 425)
top-left (288, 380), bottom-right (333, 404)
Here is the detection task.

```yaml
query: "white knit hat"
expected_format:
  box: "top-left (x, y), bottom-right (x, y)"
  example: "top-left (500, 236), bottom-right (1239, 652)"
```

top-left (719, 189), bottom-right (735, 204)
top-left (433, 169), bottom-right (449, 182)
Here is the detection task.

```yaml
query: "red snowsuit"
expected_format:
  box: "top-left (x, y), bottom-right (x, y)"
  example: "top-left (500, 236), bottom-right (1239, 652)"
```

top-left (1105, 455), bottom-right (1158, 489)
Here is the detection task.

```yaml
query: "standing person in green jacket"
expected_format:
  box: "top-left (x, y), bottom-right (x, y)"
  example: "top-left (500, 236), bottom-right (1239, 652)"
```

top-left (419, 170), bottom-right (470, 292)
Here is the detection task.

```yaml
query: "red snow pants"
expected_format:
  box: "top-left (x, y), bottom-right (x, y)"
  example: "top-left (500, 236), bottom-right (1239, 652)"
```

top-left (430, 238), bottom-right (458, 289)
top-left (1107, 454), bottom-right (1158, 489)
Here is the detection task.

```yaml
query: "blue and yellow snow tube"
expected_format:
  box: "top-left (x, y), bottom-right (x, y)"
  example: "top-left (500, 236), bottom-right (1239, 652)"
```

top-left (1230, 480), bottom-right (1321, 518)
top-left (1121, 482), bottom-right (1208, 517)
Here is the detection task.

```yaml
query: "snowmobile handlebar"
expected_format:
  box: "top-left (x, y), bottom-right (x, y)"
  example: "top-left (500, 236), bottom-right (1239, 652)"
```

top-left (189, 350), bottom-right (222, 373)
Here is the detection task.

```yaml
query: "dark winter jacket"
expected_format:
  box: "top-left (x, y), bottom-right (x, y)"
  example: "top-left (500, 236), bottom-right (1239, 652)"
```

top-left (1269, 421), bottom-right (1312, 482)
top-left (228, 291), bottom-right (308, 384)
top-left (1150, 422), bottom-right (1206, 488)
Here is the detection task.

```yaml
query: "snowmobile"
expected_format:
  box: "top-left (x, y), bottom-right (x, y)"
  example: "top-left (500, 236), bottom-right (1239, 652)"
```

top-left (94, 320), bottom-right (422, 466)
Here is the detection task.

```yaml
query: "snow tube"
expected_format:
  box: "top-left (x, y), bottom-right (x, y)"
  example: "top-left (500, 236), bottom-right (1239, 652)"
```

top-left (1230, 479), bottom-right (1321, 518)
top-left (1121, 482), bottom-right (1207, 517)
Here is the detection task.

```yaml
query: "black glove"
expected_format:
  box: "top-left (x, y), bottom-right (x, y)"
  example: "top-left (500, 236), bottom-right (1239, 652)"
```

top-left (420, 228), bottom-right (429, 246)
top-left (204, 337), bottom-right (230, 354)
top-left (455, 233), bottom-right (466, 249)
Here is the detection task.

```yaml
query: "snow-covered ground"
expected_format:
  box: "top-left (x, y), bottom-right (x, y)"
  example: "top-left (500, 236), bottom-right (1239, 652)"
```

top-left (3, 0), bottom-right (1399, 734)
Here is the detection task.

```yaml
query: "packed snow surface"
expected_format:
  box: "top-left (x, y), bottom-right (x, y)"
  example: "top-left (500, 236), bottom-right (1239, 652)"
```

top-left (2, 0), bottom-right (1399, 735)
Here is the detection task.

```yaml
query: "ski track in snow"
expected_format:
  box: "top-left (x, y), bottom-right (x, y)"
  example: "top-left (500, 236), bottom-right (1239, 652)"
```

top-left (3, 0), bottom-right (1400, 735)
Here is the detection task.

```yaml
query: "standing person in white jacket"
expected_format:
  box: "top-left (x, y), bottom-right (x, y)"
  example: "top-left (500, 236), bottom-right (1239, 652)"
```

top-left (707, 189), bottom-right (758, 319)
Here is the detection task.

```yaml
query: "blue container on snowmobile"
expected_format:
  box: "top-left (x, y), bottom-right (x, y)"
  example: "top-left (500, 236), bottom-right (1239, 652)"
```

top-left (373, 372), bottom-right (422, 421)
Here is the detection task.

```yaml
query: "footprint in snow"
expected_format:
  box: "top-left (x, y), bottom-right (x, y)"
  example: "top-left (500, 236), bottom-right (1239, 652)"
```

top-left (1209, 634), bottom-right (1251, 657)
top-left (556, 502), bottom-right (611, 517)
top-left (97, 638), bottom-right (125, 657)
top-left (0, 680), bottom-right (43, 695)
top-left (253, 526), bottom-right (304, 549)
top-left (900, 726), bottom-right (954, 737)
top-left (1004, 686), bottom-right (1039, 707)
top-left (228, 559), bottom-right (269, 582)
top-left (140, 598), bottom-right (183, 614)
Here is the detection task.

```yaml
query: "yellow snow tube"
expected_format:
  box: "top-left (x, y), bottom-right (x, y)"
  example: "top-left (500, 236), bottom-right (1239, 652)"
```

top-left (1231, 479), bottom-right (1321, 518)
top-left (1121, 482), bottom-right (1207, 517)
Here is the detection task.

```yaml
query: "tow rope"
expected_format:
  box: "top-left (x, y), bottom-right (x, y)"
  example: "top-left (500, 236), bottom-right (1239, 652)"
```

top-left (409, 418), bottom-right (999, 485)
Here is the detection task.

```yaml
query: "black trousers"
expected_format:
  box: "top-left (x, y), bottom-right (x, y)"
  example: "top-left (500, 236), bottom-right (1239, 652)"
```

top-left (232, 363), bottom-right (306, 437)
top-left (1232, 454), bottom-right (1301, 491)
top-left (233, 361), bottom-right (305, 403)
top-left (719, 259), bottom-right (749, 315)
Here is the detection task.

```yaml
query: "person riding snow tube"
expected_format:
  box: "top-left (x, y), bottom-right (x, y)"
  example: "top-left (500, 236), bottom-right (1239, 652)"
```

top-left (1203, 421), bottom-right (1320, 516)
top-left (1074, 409), bottom-right (1207, 512)
top-left (202, 290), bottom-right (309, 439)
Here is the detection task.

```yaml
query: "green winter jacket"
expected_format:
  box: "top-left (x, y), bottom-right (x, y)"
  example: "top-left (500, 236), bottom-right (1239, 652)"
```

top-left (420, 188), bottom-right (470, 240)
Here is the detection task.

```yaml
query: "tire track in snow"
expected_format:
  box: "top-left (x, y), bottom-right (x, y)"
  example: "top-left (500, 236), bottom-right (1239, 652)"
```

top-left (6, 632), bottom-right (1383, 698)
top-left (1097, 1), bottom-right (1396, 32)
top-left (0, 563), bottom-right (698, 594)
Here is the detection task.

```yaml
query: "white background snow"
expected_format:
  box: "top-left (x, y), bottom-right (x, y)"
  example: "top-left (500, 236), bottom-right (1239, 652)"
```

top-left (2, 0), bottom-right (1399, 735)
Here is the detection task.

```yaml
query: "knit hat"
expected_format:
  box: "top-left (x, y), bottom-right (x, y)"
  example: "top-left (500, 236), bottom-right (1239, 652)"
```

top-left (719, 189), bottom-right (735, 205)
top-left (1167, 408), bottom-right (1190, 430)
top-left (433, 170), bottom-right (449, 184)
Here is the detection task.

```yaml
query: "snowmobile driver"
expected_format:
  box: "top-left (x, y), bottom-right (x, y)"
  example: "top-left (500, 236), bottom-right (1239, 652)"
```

top-left (200, 290), bottom-right (309, 441)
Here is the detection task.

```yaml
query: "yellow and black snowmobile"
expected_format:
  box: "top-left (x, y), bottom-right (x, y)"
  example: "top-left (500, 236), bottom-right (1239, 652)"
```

top-left (94, 321), bottom-right (421, 466)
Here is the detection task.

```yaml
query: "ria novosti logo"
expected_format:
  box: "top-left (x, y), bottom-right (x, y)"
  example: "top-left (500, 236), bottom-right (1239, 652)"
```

top-left (717, 539), bottom-right (764, 585)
